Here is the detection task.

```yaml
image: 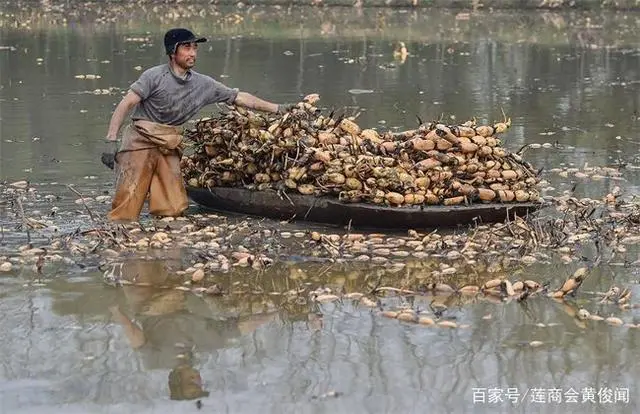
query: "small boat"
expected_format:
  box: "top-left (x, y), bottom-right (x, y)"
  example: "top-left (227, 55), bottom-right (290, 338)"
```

top-left (187, 186), bottom-right (544, 230)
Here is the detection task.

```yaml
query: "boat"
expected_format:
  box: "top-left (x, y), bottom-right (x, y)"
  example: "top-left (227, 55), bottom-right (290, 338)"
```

top-left (186, 186), bottom-right (544, 230)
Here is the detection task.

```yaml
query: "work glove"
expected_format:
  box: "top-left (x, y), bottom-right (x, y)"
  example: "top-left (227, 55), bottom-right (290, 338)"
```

top-left (101, 138), bottom-right (120, 170)
top-left (277, 102), bottom-right (297, 114)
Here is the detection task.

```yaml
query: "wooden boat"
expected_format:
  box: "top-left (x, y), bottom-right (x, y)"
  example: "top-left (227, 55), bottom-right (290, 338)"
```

top-left (186, 186), bottom-right (544, 230)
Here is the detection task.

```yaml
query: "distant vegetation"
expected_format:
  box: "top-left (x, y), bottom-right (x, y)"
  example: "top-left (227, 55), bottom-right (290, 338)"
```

top-left (4, 0), bottom-right (640, 10)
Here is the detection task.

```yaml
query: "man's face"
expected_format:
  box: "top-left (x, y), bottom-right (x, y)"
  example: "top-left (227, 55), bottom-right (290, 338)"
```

top-left (172, 42), bottom-right (198, 70)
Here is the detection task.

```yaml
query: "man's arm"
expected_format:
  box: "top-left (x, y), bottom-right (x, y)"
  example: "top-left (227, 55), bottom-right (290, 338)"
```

top-left (106, 90), bottom-right (142, 140)
top-left (233, 91), bottom-right (279, 114)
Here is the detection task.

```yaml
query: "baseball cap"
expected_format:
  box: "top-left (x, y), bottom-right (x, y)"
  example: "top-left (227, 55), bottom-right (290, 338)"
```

top-left (164, 28), bottom-right (207, 55)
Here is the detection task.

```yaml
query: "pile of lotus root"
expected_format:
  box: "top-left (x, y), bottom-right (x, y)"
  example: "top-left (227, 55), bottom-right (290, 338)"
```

top-left (181, 94), bottom-right (541, 207)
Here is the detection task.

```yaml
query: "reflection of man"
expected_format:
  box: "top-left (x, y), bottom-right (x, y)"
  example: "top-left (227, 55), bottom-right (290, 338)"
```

top-left (106, 259), bottom-right (275, 401)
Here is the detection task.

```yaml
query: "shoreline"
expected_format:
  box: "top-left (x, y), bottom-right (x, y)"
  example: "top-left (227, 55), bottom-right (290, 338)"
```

top-left (217, 0), bottom-right (640, 11)
top-left (6, 0), bottom-right (640, 11)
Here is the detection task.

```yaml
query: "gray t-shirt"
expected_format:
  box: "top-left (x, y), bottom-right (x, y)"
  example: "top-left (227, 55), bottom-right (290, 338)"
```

top-left (129, 64), bottom-right (239, 126)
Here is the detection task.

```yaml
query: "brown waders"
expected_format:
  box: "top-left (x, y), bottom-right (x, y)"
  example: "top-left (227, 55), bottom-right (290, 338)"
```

top-left (108, 120), bottom-right (188, 222)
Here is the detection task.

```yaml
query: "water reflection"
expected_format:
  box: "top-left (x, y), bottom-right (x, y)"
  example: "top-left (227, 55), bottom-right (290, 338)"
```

top-left (0, 257), bottom-right (639, 412)
top-left (105, 259), bottom-right (277, 402)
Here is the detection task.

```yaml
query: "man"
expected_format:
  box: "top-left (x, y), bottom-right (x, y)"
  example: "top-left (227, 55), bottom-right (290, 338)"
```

top-left (104, 28), bottom-right (290, 222)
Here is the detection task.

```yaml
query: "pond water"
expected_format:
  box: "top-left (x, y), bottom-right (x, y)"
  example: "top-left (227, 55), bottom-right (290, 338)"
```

top-left (1, 4), bottom-right (640, 413)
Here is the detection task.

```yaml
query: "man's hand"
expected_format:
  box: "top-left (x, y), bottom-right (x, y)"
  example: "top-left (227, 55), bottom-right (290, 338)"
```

top-left (101, 137), bottom-right (121, 170)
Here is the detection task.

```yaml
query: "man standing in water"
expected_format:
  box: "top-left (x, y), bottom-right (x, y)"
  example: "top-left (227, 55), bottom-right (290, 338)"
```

top-left (104, 28), bottom-right (290, 222)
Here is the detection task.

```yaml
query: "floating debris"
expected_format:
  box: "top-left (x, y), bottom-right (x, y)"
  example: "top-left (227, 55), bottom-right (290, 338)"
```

top-left (577, 309), bottom-right (590, 320)
top-left (550, 266), bottom-right (591, 298)
top-left (311, 390), bottom-right (343, 400)
top-left (348, 89), bottom-right (375, 94)
top-left (598, 285), bottom-right (632, 305)
top-left (191, 269), bottom-right (205, 282)
top-left (2, 160), bottom-right (640, 341)
top-left (605, 317), bottom-right (624, 326)
top-left (437, 320), bottom-right (458, 329)
top-left (313, 293), bottom-right (341, 303)
top-left (418, 316), bottom-right (435, 325)
top-left (74, 74), bottom-right (101, 80)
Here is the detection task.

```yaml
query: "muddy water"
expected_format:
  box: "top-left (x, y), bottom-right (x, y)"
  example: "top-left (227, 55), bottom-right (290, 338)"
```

top-left (2, 4), bottom-right (640, 414)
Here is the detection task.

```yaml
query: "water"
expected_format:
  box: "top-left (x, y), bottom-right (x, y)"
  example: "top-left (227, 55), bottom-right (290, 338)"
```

top-left (2, 4), bottom-right (640, 413)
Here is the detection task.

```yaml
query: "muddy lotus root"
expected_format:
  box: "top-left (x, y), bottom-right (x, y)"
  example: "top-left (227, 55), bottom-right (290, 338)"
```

top-left (181, 94), bottom-right (541, 208)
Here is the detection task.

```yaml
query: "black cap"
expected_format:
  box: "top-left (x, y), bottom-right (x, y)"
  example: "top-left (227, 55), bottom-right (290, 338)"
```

top-left (164, 28), bottom-right (207, 55)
